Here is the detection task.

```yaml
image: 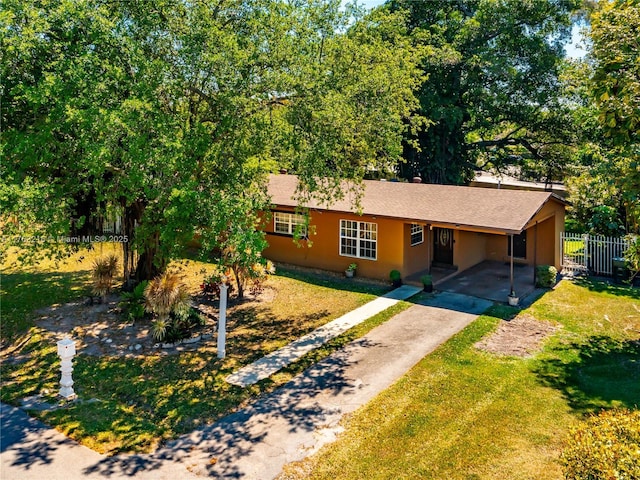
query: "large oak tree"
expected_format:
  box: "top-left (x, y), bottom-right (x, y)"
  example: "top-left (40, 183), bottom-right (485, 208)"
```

top-left (1, 0), bottom-right (422, 281)
top-left (387, 0), bottom-right (580, 184)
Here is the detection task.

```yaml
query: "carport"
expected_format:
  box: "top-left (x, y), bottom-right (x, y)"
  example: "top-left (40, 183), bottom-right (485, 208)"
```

top-left (434, 260), bottom-right (536, 304)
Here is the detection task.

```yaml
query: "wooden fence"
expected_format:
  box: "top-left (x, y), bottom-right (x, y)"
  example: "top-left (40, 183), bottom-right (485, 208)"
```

top-left (561, 232), bottom-right (629, 276)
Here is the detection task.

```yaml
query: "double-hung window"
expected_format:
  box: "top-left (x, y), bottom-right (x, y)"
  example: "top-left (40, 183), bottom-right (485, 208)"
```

top-left (410, 223), bottom-right (424, 246)
top-left (274, 212), bottom-right (307, 236)
top-left (340, 220), bottom-right (377, 260)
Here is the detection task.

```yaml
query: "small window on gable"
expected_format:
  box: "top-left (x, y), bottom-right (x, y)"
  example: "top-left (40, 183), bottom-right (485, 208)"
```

top-left (410, 223), bottom-right (424, 246)
top-left (274, 212), bottom-right (307, 236)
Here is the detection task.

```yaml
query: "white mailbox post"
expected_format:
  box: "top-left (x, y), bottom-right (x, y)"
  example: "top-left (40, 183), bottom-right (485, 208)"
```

top-left (57, 337), bottom-right (76, 400)
top-left (217, 283), bottom-right (228, 359)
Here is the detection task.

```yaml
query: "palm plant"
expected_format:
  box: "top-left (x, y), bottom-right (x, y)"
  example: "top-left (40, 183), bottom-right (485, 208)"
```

top-left (144, 272), bottom-right (191, 342)
top-left (92, 254), bottom-right (119, 303)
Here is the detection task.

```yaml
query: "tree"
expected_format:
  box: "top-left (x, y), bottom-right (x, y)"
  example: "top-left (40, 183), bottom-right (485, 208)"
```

top-left (1, 0), bottom-right (422, 282)
top-left (386, 0), bottom-right (580, 184)
top-left (589, 0), bottom-right (640, 233)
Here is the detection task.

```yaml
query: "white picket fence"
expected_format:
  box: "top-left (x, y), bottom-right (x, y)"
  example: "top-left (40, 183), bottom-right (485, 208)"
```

top-left (561, 232), bottom-right (629, 276)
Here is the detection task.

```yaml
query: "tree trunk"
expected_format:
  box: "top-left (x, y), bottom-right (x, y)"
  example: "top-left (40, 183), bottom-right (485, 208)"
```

top-left (232, 265), bottom-right (244, 300)
top-left (135, 230), bottom-right (165, 282)
top-left (121, 201), bottom-right (141, 289)
top-left (120, 199), bottom-right (166, 285)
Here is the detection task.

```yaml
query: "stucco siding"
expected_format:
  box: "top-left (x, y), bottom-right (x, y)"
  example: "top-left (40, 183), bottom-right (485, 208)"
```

top-left (454, 230), bottom-right (488, 272)
top-left (263, 210), bottom-right (406, 281)
top-left (262, 193), bottom-right (565, 280)
top-left (485, 234), bottom-right (506, 263)
top-left (403, 223), bottom-right (430, 277)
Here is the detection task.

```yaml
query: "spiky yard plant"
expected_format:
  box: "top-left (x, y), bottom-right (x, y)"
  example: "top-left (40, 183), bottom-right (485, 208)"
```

top-left (92, 254), bottom-right (119, 303)
top-left (144, 272), bottom-right (191, 342)
top-left (150, 317), bottom-right (169, 342)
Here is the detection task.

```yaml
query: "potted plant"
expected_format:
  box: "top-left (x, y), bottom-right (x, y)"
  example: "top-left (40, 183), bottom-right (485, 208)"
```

top-left (420, 274), bottom-right (433, 293)
top-left (345, 263), bottom-right (357, 278)
top-left (507, 290), bottom-right (519, 306)
top-left (390, 269), bottom-right (402, 288)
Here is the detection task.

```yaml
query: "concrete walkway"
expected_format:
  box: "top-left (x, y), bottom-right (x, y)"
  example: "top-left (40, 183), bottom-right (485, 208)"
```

top-left (226, 285), bottom-right (422, 386)
top-left (1, 292), bottom-right (492, 480)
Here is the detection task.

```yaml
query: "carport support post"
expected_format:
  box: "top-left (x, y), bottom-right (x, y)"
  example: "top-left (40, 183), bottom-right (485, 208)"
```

top-left (509, 234), bottom-right (515, 296)
top-left (217, 283), bottom-right (228, 359)
top-left (533, 222), bottom-right (538, 286)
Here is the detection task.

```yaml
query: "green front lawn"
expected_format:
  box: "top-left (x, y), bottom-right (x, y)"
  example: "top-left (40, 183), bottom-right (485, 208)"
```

top-left (1, 247), bottom-right (404, 453)
top-left (282, 280), bottom-right (640, 480)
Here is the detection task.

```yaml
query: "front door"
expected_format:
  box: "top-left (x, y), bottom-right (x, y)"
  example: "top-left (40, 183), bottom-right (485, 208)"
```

top-left (433, 227), bottom-right (454, 265)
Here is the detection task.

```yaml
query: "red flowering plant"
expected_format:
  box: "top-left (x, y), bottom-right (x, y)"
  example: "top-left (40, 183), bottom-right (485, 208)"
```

top-left (200, 270), bottom-right (234, 299)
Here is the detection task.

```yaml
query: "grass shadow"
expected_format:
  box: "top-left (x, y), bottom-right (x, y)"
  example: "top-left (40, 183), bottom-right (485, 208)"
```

top-left (533, 335), bottom-right (640, 413)
top-left (0, 271), bottom-right (92, 343)
top-left (571, 276), bottom-right (640, 299)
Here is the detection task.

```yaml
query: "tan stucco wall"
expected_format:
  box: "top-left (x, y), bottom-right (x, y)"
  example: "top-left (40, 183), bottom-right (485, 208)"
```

top-left (481, 201), bottom-right (565, 270)
top-left (263, 197), bottom-right (565, 279)
top-left (485, 234), bottom-right (506, 263)
top-left (454, 230), bottom-right (488, 272)
top-left (403, 223), bottom-right (430, 276)
top-left (525, 200), bottom-right (565, 270)
top-left (263, 209), bottom-right (408, 282)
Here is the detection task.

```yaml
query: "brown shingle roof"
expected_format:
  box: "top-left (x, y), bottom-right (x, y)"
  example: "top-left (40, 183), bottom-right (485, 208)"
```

top-left (268, 174), bottom-right (565, 234)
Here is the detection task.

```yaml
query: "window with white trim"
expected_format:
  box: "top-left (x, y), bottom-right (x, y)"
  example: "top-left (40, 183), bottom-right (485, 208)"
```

top-left (274, 212), bottom-right (307, 236)
top-left (340, 220), bottom-right (377, 260)
top-left (410, 223), bottom-right (424, 246)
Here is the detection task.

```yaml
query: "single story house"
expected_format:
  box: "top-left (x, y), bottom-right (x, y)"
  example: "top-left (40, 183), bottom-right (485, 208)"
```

top-left (264, 174), bottom-right (566, 283)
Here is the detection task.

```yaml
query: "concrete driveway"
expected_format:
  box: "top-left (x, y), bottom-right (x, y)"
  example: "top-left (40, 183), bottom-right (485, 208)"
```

top-left (156, 291), bottom-right (493, 479)
top-left (1, 291), bottom-right (492, 480)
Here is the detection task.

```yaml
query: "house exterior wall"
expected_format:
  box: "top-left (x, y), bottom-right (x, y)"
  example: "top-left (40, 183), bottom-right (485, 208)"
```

top-left (481, 202), bottom-right (564, 270)
top-left (403, 223), bottom-right (430, 277)
top-left (263, 198), bottom-right (565, 280)
top-left (530, 216), bottom-right (555, 267)
top-left (454, 230), bottom-right (488, 272)
top-left (263, 209), bottom-right (407, 281)
top-left (485, 235), bottom-right (506, 263)
top-left (525, 201), bottom-right (565, 270)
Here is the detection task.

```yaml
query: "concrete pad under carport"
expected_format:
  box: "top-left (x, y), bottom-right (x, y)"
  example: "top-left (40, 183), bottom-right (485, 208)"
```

top-left (435, 260), bottom-right (536, 303)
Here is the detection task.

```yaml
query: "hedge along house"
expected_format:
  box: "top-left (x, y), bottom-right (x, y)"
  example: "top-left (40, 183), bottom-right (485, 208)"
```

top-left (264, 174), bottom-right (566, 288)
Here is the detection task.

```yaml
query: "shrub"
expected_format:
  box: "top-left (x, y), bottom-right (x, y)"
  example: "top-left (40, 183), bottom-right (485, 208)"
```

top-left (624, 234), bottom-right (640, 283)
top-left (265, 259), bottom-right (276, 275)
top-left (154, 308), bottom-right (205, 343)
top-left (536, 265), bottom-right (557, 288)
top-left (91, 254), bottom-right (119, 303)
top-left (201, 270), bottom-right (234, 299)
top-left (151, 317), bottom-right (168, 342)
top-left (420, 274), bottom-right (433, 285)
top-left (145, 272), bottom-right (192, 342)
top-left (145, 272), bottom-right (191, 320)
top-left (561, 409), bottom-right (640, 480)
top-left (119, 280), bottom-right (148, 323)
top-left (390, 269), bottom-right (402, 287)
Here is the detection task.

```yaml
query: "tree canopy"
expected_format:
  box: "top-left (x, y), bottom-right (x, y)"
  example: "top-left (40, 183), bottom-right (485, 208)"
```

top-left (567, 0), bottom-right (640, 234)
top-left (1, 0), bottom-right (423, 281)
top-left (387, 0), bottom-right (580, 184)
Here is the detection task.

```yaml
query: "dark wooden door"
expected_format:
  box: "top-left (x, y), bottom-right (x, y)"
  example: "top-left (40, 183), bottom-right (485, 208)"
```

top-left (433, 227), bottom-right (454, 265)
top-left (508, 231), bottom-right (527, 259)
